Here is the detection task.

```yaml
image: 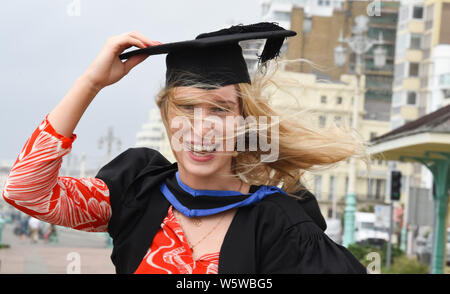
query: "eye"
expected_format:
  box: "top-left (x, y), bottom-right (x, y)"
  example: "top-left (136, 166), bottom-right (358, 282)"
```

top-left (213, 107), bottom-right (227, 113)
top-left (212, 106), bottom-right (232, 114)
top-left (179, 104), bottom-right (194, 111)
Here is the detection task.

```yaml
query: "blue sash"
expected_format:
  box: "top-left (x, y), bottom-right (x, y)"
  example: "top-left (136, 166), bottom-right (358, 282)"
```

top-left (159, 171), bottom-right (287, 217)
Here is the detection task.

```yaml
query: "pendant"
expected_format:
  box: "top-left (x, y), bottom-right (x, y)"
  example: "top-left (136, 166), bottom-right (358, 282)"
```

top-left (191, 217), bottom-right (202, 227)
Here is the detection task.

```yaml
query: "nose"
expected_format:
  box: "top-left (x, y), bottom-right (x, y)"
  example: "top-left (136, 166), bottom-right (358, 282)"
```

top-left (192, 106), bottom-right (211, 141)
top-left (191, 106), bottom-right (223, 143)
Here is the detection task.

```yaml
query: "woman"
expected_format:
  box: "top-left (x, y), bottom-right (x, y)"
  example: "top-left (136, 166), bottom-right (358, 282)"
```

top-left (3, 23), bottom-right (368, 274)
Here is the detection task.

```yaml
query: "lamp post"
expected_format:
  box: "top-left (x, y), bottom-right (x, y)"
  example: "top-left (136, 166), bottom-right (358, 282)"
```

top-left (334, 15), bottom-right (387, 247)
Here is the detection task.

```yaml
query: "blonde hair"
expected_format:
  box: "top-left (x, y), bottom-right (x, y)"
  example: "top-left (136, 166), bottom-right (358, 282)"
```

top-left (156, 60), bottom-right (371, 194)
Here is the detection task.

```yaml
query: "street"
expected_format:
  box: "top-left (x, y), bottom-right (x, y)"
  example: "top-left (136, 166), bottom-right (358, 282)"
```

top-left (0, 223), bottom-right (115, 274)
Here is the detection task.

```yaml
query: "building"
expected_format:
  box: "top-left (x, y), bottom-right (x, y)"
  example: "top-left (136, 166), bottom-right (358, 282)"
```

top-left (392, 0), bottom-right (450, 188)
top-left (268, 70), bottom-right (391, 219)
top-left (243, 0), bottom-right (346, 78)
top-left (135, 108), bottom-right (176, 163)
top-left (286, 0), bottom-right (399, 122)
top-left (428, 44), bottom-right (450, 112)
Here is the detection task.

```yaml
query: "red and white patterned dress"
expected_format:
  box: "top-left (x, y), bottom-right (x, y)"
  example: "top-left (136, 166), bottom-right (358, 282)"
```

top-left (2, 114), bottom-right (219, 274)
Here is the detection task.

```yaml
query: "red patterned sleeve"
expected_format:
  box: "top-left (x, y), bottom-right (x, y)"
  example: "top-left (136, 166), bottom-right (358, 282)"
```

top-left (2, 114), bottom-right (111, 232)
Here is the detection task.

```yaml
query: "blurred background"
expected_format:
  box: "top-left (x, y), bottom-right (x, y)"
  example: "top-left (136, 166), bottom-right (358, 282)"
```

top-left (0, 0), bottom-right (449, 274)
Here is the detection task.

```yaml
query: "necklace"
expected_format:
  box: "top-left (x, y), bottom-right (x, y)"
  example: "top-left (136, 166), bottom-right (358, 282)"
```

top-left (183, 179), bottom-right (243, 227)
top-left (174, 208), bottom-right (227, 249)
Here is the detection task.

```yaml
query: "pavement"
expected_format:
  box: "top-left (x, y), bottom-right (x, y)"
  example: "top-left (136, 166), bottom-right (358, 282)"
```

top-left (0, 222), bottom-right (115, 274)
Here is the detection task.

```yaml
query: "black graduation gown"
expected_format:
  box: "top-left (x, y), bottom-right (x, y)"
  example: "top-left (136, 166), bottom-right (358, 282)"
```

top-left (95, 147), bottom-right (367, 274)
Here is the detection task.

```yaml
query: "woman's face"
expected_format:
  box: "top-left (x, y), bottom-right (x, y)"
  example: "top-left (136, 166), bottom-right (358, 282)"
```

top-left (166, 85), bottom-right (241, 178)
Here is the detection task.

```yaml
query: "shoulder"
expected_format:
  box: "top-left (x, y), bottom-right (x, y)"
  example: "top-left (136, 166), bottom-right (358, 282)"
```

top-left (94, 147), bottom-right (175, 214)
top-left (251, 189), bottom-right (327, 231)
top-left (95, 147), bottom-right (171, 184)
top-left (95, 147), bottom-right (175, 239)
top-left (107, 147), bottom-right (169, 166)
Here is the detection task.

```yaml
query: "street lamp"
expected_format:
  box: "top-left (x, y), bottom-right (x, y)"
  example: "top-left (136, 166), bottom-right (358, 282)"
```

top-left (334, 44), bottom-right (347, 68)
top-left (373, 45), bottom-right (387, 69)
top-left (334, 15), bottom-right (387, 248)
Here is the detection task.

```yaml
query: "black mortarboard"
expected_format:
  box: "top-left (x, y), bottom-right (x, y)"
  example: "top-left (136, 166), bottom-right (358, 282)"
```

top-left (119, 22), bottom-right (296, 88)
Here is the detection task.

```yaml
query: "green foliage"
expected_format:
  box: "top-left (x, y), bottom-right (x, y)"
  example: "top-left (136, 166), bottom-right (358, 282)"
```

top-left (348, 242), bottom-right (402, 267)
top-left (382, 256), bottom-right (429, 274)
top-left (358, 205), bottom-right (374, 213)
top-left (0, 244), bottom-right (10, 249)
top-left (347, 242), bottom-right (429, 274)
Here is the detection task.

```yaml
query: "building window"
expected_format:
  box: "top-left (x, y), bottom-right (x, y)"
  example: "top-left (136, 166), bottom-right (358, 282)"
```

top-left (439, 73), bottom-right (450, 86)
top-left (367, 178), bottom-right (374, 199)
top-left (443, 89), bottom-right (450, 100)
top-left (303, 17), bottom-right (312, 34)
top-left (412, 6), bottom-right (424, 19)
top-left (410, 34), bottom-right (422, 50)
top-left (407, 92), bottom-right (417, 105)
top-left (321, 95), bottom-right (327, 104)
top-left (336, 96), bottom-right (343, 104)
top-left (319, 115), bottom-right (326, 127)
top-left (334, 116), bottom-right (342, 125)
top-left (345, 176), bottom-right (349, 194)
top-left (318, 0), bottom-right (330, 6)
top-left (409, 62), bottom-right (419, 77)
top-left (375, 179), bottom-right (383, 200)
top-left (327, 208), bottom-right (333, 218)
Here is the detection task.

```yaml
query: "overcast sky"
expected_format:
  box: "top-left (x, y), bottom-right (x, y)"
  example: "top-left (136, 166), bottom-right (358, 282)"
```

top-left (0, 0), bottom-right (262, 171)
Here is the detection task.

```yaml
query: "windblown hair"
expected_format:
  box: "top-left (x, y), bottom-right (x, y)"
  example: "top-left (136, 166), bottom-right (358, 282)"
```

top-left (156, 59), bottom-right (371, 194)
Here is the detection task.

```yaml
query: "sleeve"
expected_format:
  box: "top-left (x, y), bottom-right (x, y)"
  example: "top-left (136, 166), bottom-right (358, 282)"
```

top-left (94, 145), bottom-right (174, 239)
top-left (256, 198), bottom-right (367, 274)
top-left (2, 114), bottom-right (112, 232)
top-left (259, 220), bottom-right (367, 274)
top-left (293, 222), bottom-right (367, 274)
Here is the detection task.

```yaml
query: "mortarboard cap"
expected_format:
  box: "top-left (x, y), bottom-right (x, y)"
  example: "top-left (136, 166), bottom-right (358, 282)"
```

top-left (119, 22), bottom-right (297, 88)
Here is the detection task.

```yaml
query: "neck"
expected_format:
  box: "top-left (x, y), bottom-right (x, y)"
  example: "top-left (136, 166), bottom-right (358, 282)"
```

top-left (177, 167), bottom-right (248, 193)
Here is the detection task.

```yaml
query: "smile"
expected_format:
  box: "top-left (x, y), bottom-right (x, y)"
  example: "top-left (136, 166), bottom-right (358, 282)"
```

top-left (183, 142), bottom-right (218, 156)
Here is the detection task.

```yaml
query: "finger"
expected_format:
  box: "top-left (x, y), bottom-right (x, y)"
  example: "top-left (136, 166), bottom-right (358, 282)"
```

top-left (129, 35), bottom-right (162, 48)
top-left (128, 31), bottom-right (162, 47)
top-left (124, 54), bottom-right (149, 73)
top-left (111, 35), bottom-right (147, 54)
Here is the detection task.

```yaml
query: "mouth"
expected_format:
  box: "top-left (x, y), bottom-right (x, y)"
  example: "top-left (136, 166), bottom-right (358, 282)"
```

top-left (183, 141), bottom-right (218, 156)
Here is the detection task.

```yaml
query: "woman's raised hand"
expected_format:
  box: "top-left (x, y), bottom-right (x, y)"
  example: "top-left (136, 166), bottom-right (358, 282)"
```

top-left (82, 31), bottom-right (162, 91)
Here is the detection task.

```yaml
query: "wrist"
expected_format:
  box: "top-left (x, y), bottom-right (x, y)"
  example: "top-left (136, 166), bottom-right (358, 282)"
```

top-left (78, 73), bottom-right (103, 94)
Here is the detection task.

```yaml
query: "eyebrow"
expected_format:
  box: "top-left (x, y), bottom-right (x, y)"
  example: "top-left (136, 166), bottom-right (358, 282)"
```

top-left (214, 100), bottom-right (237, 106)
